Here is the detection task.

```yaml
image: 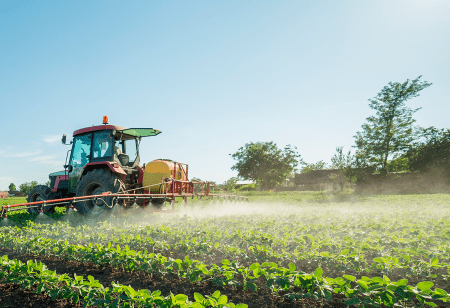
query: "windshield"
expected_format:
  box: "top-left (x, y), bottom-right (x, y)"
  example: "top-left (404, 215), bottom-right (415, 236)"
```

top-left (69, 134), bottom-right (92, 167)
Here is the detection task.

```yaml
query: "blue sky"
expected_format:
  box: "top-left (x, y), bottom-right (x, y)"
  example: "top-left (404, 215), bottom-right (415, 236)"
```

top-left (1, 0), bottom-right (449, 190)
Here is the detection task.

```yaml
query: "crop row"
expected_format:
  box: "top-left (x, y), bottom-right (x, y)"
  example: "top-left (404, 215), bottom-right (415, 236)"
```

top-left (7, 205), bottom-right (450, 284)
top-left (0, 231), bottom-right (448, 307)
top-left (0, 255), bottom-right (247, 308)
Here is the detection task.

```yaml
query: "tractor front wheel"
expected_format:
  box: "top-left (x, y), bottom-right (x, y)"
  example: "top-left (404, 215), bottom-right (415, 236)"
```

top-left (27, 185), bottom-right (55, 214)
top-left (75, 169), bottom-right (124, 215)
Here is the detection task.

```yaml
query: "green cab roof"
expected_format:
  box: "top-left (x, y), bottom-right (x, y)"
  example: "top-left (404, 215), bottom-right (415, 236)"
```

top-left (118, 128), bottom-right (162, 138)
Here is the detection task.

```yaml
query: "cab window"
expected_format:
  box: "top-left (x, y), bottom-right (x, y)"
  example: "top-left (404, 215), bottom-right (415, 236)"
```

top-left (93, 131), bottom-right (113, 159)
top-left (114, 139), bottom-right (138, 163)
top-left (70, 134), bottom-right (92, 167)
top-left (124, 139), bottom-right (138, 162)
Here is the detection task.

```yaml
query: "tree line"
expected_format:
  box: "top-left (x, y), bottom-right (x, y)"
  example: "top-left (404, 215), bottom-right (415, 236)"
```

top-left (228, 76), bottom-right (447, 190)
top-left (8, 181), bottom-right (49, 195)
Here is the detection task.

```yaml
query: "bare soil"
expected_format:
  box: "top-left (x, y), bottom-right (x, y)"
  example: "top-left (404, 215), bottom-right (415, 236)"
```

top-left (0, 282), bottom-right (82, 307)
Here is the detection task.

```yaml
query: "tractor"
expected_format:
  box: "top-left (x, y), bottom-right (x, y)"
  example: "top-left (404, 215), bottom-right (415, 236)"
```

top-left (26, 116), bottom-right (188, 215)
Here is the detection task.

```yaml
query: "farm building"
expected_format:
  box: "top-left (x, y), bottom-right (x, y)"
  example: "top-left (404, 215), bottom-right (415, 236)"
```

top-left (294, 169), bottom-right (343, 191)
top-left (8, 190), bottom-right (26, 197)
top-left (0, 191), bottom-right (8, 198)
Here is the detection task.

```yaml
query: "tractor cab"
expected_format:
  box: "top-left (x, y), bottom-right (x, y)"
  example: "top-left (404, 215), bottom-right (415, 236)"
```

top-left (69, 128), bottom-right (140, 169)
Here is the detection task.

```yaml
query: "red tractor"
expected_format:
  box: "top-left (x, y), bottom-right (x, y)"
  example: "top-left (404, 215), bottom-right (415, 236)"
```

top-left (27, 116), bottom-right (189, 215)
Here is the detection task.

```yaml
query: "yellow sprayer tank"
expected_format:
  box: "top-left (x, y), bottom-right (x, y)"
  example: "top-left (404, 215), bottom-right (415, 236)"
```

top-left (142, 159), bottom-right (188, 193)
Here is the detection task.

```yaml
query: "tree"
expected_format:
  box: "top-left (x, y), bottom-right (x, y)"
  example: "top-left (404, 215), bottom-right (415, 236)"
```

top-left (385, 156), bottom-right (409, 173)
top-left (301, 160), bottom-right (328, 173)
top-left (8, 183), bottom-right (16, 191)
top-left (222, 177), bottom-right (238, 191)
top-left (19, 183), bottom-right (27, 194)
top-left (354, 76), bottom-right (432, 172)
top-left (19, 181), bottom-right (38, 194)
top-left (405, 126), bottom-right (450, 174)
top-left (230, 142), bottom-right (302, 190)
top-left (330, 146), bottom-right (354, 189)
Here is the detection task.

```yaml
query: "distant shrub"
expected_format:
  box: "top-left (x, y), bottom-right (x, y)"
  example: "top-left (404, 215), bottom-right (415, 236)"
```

top-left (236, 183), bottom-right (259, 191)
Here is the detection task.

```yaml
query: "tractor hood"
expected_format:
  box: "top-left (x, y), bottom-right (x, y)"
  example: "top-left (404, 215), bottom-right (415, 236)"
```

top-left (49, 171), bottom-right (66, 177)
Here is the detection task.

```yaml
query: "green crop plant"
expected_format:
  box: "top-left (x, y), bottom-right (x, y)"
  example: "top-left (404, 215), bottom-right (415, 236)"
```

top-left (0, 255), bottom-right (248, 308)
top-left (1, 230), bottom-right (449, 307)
top-left (2, 192), bottom-right (450, 306)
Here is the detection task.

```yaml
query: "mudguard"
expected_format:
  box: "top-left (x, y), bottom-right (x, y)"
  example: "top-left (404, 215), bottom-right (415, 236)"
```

top-left (83, 162), bottom-right (127, 180)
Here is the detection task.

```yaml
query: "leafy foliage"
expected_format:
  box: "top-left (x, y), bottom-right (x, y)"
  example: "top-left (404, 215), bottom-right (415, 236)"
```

top-left (230, 142), bottom-right (302, 189)
top-left (405, 126), bottom-right (450, 175)
top-left (19, 181), bottom-right (38, 194)
top-left (354, 76), bottom-right (432, 172)
top-left (385, 156), bottom-right (410, 173)
top-left (330, 147), bottom-right (354, 189)
top-left (8, 183), bottom-right (15, 191)
top-left (300, 160), bottom-right (328, 174)
top-left (222, 177), bottom-right (238, 192)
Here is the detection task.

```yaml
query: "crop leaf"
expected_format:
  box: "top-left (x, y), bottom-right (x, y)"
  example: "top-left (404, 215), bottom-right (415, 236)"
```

top-left (431, 257), bottom-right (439, 266)
top-left (417, 281), bottom-right (434, 291)
top-left (288, 263), bottom-right (295, 272)
top-left (434, 288), bottom-right (448, 296)
top-left (194, 292), bottom-right (205, 302)
top-left (218, 295), bottom-right (228, 304)
top-left (314, 268), bottom-right (323, 278)
top-left (174, 294), bottom-right (188, 303)
top-left (395, 279), bottom-right (408, 286)
top-left (357, 280), bottom-right (369, 291)
top-left (343, 275), bottom-right (355, 282)
top-left (381, 291), bottom-right (395, 306)
top-left (345, 298), bottom-right (361, 306)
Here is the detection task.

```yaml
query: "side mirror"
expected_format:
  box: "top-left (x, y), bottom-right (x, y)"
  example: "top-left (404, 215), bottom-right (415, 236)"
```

top-left (63, 165), bottom-right (73, 172)
top-left (61, 134), bottom-right (73, 145)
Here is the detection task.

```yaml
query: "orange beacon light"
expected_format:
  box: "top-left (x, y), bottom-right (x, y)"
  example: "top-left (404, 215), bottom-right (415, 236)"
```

top-left (102, 116), bottom-right (109, 124)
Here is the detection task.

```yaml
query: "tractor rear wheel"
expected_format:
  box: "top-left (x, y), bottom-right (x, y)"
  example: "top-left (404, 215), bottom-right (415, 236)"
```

top-left (75, 169), bottom-right (125, 215)
top-left (27, 185), bottom-right (55, 214)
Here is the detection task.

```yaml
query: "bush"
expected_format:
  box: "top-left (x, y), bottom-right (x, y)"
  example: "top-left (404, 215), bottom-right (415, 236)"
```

top-left (236, 183), bottom-right (259, 191)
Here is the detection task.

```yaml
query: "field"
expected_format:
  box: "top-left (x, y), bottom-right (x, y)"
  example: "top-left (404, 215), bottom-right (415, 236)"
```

top-left (1, 192), bottom-right (450, 307)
